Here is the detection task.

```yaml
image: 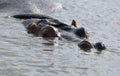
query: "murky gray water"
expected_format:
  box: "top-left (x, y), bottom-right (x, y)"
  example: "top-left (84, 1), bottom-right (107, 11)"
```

top-left (0, 0), bottom-right (120, 76)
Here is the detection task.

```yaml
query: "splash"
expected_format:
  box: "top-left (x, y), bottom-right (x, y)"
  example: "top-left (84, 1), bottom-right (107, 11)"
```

top-left (0, 0), bottom-right (62, 14)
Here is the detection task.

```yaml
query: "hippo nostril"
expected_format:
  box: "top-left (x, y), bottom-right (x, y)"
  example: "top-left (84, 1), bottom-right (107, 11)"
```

top-left (94, 42), bottom-right (106, 51)
top-left (78, 40), bottom-right (93, 52)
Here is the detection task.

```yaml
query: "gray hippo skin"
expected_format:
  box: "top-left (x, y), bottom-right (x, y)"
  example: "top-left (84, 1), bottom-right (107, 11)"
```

top-left (12, 14), bottom-right (106, 52)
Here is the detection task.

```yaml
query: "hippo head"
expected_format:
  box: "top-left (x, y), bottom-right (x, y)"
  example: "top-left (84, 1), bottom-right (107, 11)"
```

top-left (78, 40), bottom-right (93, 52)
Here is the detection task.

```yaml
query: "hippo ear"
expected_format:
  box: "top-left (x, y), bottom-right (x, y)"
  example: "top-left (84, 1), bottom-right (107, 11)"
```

top-left (27, 22), bottom-right (37, 29)
top-left (71, 20), bottom-right (77, 27)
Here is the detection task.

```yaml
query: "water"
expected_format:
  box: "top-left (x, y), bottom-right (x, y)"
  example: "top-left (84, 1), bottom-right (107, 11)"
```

top-left (0, 0), bottom-right (120, 76)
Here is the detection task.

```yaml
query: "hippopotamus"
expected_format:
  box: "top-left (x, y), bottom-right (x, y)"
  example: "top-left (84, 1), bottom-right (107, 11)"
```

top-left (12, 14), bottom-right (88, 38)
top-left (12, 14), bottom-right (106, 52)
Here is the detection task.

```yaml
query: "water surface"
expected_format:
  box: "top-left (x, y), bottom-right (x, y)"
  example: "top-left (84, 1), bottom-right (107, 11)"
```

top-left (0, 0), bottom-right (120, 76)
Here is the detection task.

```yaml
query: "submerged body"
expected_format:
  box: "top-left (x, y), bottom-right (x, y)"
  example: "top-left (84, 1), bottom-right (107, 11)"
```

top-left (12, 14), bottom-right (106, 52)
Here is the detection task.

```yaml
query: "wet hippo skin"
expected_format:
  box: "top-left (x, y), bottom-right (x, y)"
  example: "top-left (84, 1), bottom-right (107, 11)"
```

top-left (12, 14), bottom-right (106, 52)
